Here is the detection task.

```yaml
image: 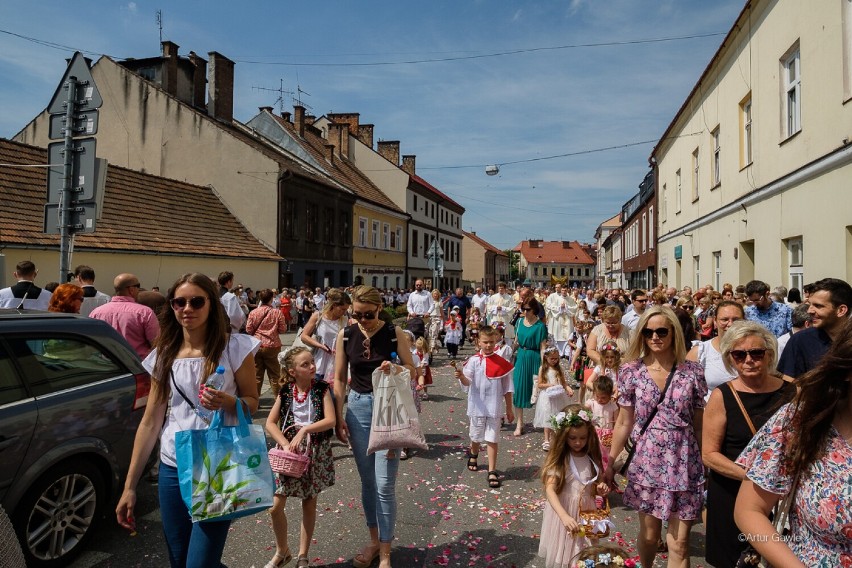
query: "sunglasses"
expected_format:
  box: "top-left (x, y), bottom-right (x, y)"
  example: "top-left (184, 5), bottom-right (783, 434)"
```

top-left (170, 296), bottom-right (208, 310)
top-left (521, 306), bottom-right (534, 312)
top-left (351, 311), bottom-right (377, 320)
top-left (640, 327), bottom-right (670, 339)
top-left (730, 349), bottom-right (767, 363)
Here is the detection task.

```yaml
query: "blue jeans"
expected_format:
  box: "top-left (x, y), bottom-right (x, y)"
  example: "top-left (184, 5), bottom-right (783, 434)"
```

top-left (346, 391), bottom-right (400, 543)
top-left (158, 463), bottom-right (231, 568)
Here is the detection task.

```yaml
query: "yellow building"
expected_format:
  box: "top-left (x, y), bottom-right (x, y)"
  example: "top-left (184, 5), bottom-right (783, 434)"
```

top-left (654, 0), bottom-right (852, 290)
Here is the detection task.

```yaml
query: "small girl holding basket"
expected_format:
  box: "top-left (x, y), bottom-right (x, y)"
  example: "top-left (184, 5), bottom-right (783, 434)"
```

top-left (264, 347), bottom-right (336, 568)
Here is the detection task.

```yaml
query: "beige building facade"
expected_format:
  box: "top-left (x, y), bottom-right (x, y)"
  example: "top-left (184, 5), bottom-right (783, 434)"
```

top-left (654, 0), bottom-right (852, 291)
top-left (462, 231), bottom-right (509, 290)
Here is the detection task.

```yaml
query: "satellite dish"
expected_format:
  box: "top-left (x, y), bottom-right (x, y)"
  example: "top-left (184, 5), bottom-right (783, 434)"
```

top-left (485, 164), bottom-right (500, 176)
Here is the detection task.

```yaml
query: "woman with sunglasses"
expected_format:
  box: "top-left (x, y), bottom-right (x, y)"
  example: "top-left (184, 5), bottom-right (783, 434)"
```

top-left (603, 305), bottom-right (706, 568)
top-left (116, 273), bottom-right (260, 568)
top-left (332, 286), bottom-right (416, 568)
top-left (701, 320), bottom-right (794, 567)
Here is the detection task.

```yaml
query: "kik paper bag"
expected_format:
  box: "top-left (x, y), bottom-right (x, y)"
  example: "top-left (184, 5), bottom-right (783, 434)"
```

top-left (366, 365), bottom-right (428, 454)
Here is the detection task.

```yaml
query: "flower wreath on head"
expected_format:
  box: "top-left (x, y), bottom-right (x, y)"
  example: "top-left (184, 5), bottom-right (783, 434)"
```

top-left (599, 341), bottom-right (619, 353)
top-left (549, 408), bottom-right (593, 431)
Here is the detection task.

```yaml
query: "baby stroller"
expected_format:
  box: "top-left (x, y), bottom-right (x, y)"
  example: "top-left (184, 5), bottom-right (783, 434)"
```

top-left (406, 316), bottom-right (426, 340)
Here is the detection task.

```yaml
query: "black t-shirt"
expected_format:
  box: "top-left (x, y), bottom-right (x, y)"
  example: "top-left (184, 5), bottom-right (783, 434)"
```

top-left (344, 323), bottom-right (397, 394)
top-left (777, 327), bottom-right (832, 378)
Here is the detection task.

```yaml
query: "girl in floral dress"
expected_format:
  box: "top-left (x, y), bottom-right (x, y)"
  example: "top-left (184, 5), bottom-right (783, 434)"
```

top-left (264, 347), bottom-right (335, 568)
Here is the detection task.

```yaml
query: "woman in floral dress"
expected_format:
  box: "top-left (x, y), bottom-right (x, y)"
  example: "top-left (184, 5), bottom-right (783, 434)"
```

top-left (603, 305), bottom-right (706, 568)
top-left (735, 317), bottom-right (852, 567)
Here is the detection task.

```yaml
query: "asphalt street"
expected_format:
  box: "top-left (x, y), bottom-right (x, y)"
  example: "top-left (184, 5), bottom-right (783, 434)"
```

top-left (69, 333), bottom-right (707, 568)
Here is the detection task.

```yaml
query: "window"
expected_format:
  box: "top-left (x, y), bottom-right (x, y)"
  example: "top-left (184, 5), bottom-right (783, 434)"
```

top-left (0, 343), bottom-right (27, 405)
top-left (585, 268), bottom-right (590, 277)
top-left (641, 213), bottom-right (647, 253)
top-left (692, 148), bottom-right (700, 201)
top-left (413, 195), bottom-right (418, 212)
top-left (570, 267), bottom-right (574, 277)
top-left (713, 251), bottom-right (722, 291)
top-left (534, 266), bottom-right (539, 276)
top-left (282, 198), bottom-right (297, 239)
top-left (649, 207), bottom-right (654, 249)
top-left (661, 184), bottom-right (667, 222)
top-left (383, 223), bottom-right (390, 249)
top-left (389, 225), bottom-right (396, 250)
top-left (561, 267), bottom-right (565, 276)
top-left (782, 46), bottom-right (801, 137)
top-left (358, 218), bottom-right (367, 247)
top-left (340, 212), bottom-right (350, 246)
top-left (694, 256), bottom-right (700, 290)
top-left (305, 203), bottom-right (318, 241)
top-left (712, 127), bottom-right (721, 187)
top-left (324, 207), bottom-right (335, 243)
top-left (395, 226), bottom-right (402, 251)
top-left (787, 237), bottom-right (804, 290)
top-left (411, 230), bottom-right (419, 257)
top-left (676, 170), bottom-right (682, 212)
top-left (740, 95), bottom-right (753, 167)
top-left (371, 220), bottom-right (379, 248)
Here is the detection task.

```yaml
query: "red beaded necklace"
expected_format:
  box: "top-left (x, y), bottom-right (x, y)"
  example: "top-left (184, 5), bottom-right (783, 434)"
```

top-left (292, 381), bottom-right (312, 404)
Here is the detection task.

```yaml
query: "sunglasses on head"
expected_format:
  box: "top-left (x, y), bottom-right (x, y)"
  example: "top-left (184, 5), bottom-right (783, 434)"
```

top-left (170, 296), bottom-right (208, 310)
top-left (351, 311), bottom-right (377, 320)
top-left (640, 327), bottom-right (670, 339)
top-left (730, 348), bottom-right (767, 363)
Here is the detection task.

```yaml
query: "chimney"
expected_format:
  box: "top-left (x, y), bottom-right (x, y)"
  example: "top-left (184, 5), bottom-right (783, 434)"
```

top-left (281, 111), bottom-right (291, 122)
top-left (207, 51), bottom-right (234, 123)
top-left (188, 51), bottom-right (207, 108)
top-left (305, 114), bottom-right (316, 124)
top-left (161, 41), bottom-right (179, 96)
top-left (401, 155), bottom-right (416, 175)
top-left (327, 123), bottom-right (343, 158)
top-left (327, 113), bottom-right (360, 135)
top-left (377, 140), bottom-right (400, 167)
top-left (336, 123), bottom-right (350, 158)
top-left (259, 106), bottom-right (273, 113)
top-left (562, 240), bottom-right (572, 249)
top-left (323, 144), bottom-right (335, 166)
top-left (357, 124), bottom-right (374, 147)
top-left (294, 105), bottom-right (306, 137)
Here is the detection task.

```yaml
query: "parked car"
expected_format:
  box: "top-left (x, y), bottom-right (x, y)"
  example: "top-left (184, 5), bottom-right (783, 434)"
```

top-left (0, 310), bottom-right (150, 568)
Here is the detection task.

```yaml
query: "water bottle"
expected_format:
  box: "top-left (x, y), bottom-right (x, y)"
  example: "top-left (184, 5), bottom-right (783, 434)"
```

top-left (390, 351), bottom-right (401, 365)
top-left (197, 365), bottom-right (226, 424)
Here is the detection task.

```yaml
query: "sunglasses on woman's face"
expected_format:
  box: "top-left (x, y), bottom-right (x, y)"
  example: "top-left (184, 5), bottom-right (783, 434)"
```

top-left (640, 327), bottom-right (670, 339)
top-left (730, 348), bottom-right (767, 363)
top-left (351, 311), bottom-right (377, 320)
top-left (170, 296), bottom-right (208, 310)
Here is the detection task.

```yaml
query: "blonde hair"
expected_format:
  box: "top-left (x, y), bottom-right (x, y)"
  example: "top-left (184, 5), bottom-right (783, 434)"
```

top-left (719, 320), bottom-right (778, 375)
top-left (322, 288), bottom-right (351, 315)
top-left (599, 305), bottom-right (623, 321)
top-left (623, 305), bottom-right (687, 364)
top-left (279, 347), bottom-right (313, 385)
top-left (414, 335), bottom-right (430, 355)
top-left (350, 285), bottom-right (383, 307)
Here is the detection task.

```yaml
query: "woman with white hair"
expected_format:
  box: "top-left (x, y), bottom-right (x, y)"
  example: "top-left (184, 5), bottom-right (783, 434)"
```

top-left (701, 320), bottom-right (795, 567)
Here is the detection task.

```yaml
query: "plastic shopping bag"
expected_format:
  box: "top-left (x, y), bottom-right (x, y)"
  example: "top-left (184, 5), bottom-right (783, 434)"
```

top-left (175, 401), bottom-right (275, 523)
top-left (366, 365), bottom-right (428, 454)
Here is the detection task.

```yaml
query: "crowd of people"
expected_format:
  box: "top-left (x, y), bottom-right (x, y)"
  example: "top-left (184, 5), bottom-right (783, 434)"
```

top-left (2, 259), bottom-right (850, 567)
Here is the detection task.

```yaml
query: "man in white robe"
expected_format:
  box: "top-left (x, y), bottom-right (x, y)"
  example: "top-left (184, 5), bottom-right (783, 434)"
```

top-left (486, 281), bottom-right (517, 339)
top-left (545, 285), bottom-right (577, 357)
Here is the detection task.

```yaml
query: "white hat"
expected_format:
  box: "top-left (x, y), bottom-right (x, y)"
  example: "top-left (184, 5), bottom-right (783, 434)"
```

top-left (450, 307), bottom-right (460, 313)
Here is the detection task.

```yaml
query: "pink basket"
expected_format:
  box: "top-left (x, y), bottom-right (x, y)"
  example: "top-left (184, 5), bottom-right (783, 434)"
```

top-left (268, 426), bottom-right (311, 478)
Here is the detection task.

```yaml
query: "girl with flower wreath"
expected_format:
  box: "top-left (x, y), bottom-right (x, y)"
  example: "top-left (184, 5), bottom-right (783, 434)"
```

top-left (539, 404), bottom-right (611, 567)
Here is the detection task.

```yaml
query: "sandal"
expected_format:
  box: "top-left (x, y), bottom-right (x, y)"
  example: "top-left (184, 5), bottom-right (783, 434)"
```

top-left (296, 555), bottom-right (310, 568)
top-left (487, 470), bottom-right (502, 488)
top-left (264, 549), bottom-right (293, 568)
top-left (542, 441), bottom-right (550, 451)
top-left (352, 545), bottom-right (380, 568)
top-left (467, 453), bottom-right (479, 472)
top-left (657, 537), bottom-right (668, 552)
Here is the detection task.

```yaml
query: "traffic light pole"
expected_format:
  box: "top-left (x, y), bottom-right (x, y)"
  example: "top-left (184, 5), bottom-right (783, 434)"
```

top-left (59, 77), bottom-right (77, 283)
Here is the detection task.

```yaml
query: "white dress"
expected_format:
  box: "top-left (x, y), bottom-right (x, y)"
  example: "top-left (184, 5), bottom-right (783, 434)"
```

top-left (534, 368), bottom-right (571, 427)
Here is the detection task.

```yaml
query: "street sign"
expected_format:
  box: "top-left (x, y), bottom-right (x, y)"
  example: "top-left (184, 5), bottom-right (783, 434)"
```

top-left (46, 52), bottom-right (102, 115)
top-left (426, 240), bottom-right (444, 259)
top-left (44, 202), bottom-right (97, 234)
top-left (47, 138), bottom-right (97, 202)
top-left (49, 109), bottom-right (99, 140)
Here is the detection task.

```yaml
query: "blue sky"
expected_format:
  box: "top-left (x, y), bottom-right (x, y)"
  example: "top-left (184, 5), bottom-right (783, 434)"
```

top-left (0, 0), bottom-right (743, 250)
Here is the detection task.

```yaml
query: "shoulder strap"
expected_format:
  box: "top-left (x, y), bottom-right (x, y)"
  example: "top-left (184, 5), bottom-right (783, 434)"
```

top-left (637, 364), bottom-right (676, 439)
top-left (171, 369), bottom-right (197, 411)
top-left (343, 323), bottom-right (354, 342)
top-left (726, 381), bottom-right (756, 435)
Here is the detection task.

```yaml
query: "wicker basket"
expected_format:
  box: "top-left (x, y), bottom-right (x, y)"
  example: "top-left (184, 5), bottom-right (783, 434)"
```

top-left (575, 495), bottom-right (612, 538)
top-left (268, 426), bottom-right (311, 478)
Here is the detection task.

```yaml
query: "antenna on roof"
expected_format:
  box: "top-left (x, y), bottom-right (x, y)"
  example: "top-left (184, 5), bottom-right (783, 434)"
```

top-left (293, 71), bottom-right (312, 111)
top-left (156, 10), bottom-right (163, 45)
top-left (252, 79), bottom-right (294, 115)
